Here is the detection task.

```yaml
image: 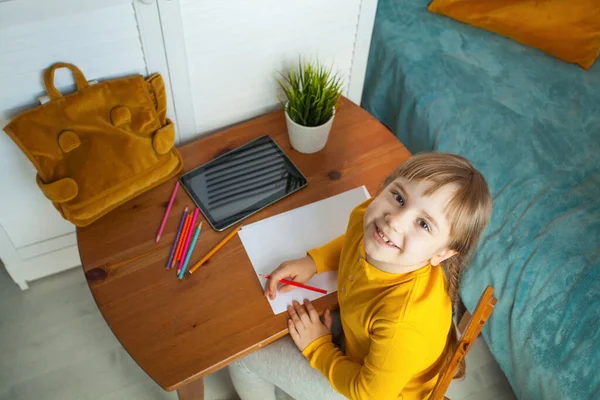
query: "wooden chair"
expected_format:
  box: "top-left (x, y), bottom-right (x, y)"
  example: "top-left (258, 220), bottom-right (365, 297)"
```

top-left (429, 286), bottom-right (497, 400)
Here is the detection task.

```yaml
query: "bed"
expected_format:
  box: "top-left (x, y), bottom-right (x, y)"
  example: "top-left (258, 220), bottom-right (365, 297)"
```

top-left (361, 1), bottom-right (600, 399)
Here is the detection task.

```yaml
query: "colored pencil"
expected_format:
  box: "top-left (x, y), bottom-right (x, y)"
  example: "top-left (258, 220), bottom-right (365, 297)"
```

top-left (177, 214), bottom-right (192, 261)
top-left (179, 222), bottom-right (202, 279)
top-left (187, 225), bottom-right (242, 276)
top-left (260, 274), bottom-right (327, 295)
top-left (165, 207), bottom-right (188, 269)
top-left (178, 208), bottom-right (199, 273)
top-left (156, 181), bottom-right (179, 243)
top-left (172, 214), bottom-right (191, 269)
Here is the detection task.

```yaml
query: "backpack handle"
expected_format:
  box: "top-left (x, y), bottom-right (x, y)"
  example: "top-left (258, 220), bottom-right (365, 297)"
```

top-left (43, 63), bottom-right (89, 100)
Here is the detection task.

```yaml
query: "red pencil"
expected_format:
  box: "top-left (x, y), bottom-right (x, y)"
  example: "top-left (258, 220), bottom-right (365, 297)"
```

top-left (260, 274), bottom-right (328, 295)
top-left (172, 214), bottom-right (191, 268)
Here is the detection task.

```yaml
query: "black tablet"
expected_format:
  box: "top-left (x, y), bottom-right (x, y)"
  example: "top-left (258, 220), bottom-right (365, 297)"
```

top-left (180, 135), bottom-right (308, 231)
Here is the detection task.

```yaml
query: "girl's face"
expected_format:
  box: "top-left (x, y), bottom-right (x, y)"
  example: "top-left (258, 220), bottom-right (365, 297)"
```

top-left (363, 177), bottom-right (458, 274)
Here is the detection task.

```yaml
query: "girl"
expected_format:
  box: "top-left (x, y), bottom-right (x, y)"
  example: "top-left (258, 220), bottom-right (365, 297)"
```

top-left (229, 153), bottom-right (492, 400)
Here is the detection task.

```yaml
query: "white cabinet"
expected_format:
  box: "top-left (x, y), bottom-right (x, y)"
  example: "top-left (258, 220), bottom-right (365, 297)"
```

top-left (0, 0), bottom-right (377, 289)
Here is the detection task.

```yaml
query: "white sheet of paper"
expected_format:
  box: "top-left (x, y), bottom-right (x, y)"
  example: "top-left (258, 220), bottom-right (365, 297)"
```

top-left (239, 186), bottom-right (371, 314)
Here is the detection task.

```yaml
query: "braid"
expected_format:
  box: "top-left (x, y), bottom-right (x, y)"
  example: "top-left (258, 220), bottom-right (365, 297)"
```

top-left (445, 258), bottom-right (462, 307)
top-left (443, 256), bottom-right (467, 379)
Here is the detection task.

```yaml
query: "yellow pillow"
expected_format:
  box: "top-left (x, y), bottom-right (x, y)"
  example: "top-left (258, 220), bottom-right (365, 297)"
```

top-left (428, 0), bottom-right (600, 69)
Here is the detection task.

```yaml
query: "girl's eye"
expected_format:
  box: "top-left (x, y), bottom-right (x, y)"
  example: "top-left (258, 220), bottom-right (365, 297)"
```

top-left (418, 219), bottom-right (430, 232)
top-left (392, 192), bottom-right (405, 206)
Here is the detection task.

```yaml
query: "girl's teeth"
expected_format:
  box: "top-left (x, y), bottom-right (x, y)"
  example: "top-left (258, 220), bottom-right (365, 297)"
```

top-left (378, 230), bottom-right (392, 245)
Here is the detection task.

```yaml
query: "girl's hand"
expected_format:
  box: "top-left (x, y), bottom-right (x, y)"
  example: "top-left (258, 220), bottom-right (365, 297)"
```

top-left (265, 256), bottom-right (317, 300)
top-left (287, 299), bottom-right (332, 351)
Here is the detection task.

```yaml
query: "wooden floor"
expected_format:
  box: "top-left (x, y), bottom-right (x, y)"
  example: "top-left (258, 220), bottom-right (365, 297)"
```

top-left (0, 264), bottom-right (516, 400)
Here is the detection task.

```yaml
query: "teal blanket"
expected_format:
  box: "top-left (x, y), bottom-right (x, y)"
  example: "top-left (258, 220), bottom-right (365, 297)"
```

top-left (362, 1), bottom-right (600, 399)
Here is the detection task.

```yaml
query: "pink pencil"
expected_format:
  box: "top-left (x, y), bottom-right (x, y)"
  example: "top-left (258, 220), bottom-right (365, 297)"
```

top-left (156, 181), bottom-right (180, 243)
top-left (178, 208), bottom-right (199, 273)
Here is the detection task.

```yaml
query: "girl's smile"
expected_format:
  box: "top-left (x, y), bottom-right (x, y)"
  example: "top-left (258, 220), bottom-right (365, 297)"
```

top-left (373, 222), bottom-right (401, 250)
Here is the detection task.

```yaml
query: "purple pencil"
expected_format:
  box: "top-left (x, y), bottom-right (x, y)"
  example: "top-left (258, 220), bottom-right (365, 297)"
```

top-left (166, 207), bottom-right (188, 269)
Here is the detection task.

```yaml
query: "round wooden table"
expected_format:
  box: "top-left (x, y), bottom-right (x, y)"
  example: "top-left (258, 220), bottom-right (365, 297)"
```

top-left (76, 98), bottom-right (410, 399)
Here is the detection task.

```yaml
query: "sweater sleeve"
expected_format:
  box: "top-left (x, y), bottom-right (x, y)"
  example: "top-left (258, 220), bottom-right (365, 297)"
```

top-left (307, 234), bottom-right (345, 274)
top-left (302, 320), bottom-right (429, 400)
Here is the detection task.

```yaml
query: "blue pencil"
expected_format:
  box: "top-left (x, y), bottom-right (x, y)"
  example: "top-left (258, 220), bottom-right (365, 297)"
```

top-left (166, 207), bottom-right (188, 269)
top-left (179, 222), bottom-right (202, 279)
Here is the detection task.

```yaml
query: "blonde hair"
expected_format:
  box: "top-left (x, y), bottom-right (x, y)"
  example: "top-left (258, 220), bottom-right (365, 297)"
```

top-left (382, 152), bottom-right (492, 379)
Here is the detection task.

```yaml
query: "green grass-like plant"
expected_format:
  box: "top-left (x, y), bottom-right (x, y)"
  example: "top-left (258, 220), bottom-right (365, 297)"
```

top-left (277, 59), bottom-right (344, 127)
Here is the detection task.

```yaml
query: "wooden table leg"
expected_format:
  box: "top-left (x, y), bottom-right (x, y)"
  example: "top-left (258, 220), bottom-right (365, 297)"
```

top-left (177, 378), bottom-right (204, 400)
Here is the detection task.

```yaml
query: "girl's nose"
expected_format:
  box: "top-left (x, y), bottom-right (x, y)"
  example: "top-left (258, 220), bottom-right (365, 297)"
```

top-left (385, 213), bottom-right (407, 248)
top-left (385, 212), bottom-right (405, 234)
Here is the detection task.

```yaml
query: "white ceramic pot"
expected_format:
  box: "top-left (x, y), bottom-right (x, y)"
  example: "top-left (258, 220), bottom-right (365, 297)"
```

top-left (285, 109), bottom-right (335, 154)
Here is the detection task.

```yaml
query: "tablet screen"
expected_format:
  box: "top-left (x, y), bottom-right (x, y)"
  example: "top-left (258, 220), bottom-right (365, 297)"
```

top-left (180, 135), bottom-right (308, 231)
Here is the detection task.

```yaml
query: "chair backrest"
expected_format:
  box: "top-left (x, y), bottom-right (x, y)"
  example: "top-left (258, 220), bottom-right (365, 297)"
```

top-left (429, 286), bottom-right (497, 400)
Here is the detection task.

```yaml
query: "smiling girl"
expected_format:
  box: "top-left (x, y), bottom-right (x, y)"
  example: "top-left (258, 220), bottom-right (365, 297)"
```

top-left (229, 153), bottom-right (492, 400)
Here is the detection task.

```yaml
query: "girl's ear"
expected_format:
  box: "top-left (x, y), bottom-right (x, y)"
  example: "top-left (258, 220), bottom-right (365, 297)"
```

top-left (431, 249), bottom-right (458, 266)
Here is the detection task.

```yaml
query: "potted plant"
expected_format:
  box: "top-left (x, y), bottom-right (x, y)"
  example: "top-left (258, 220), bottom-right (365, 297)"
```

top-left (277, 59), bottom-right (344, 154)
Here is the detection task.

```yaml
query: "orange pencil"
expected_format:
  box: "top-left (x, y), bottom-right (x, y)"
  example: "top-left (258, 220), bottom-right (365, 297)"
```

top-left (187, 225), bottom-right (242, 276)
top-left (172, 214), bottom-right (191, 268)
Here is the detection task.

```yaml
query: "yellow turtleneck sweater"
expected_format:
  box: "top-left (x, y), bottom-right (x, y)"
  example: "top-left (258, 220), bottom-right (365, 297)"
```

top-left (304, 199), bottom-right (452, 400)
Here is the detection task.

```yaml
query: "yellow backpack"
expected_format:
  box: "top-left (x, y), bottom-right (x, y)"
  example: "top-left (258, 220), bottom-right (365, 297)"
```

top-left (4, 63), bottom-right (183, 226)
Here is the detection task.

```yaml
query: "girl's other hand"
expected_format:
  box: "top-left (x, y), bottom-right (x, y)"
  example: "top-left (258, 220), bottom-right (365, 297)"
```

top-left (288, 299), bottom-right (332, 351)
top-left (264, 256), bottom-right (317, 300)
